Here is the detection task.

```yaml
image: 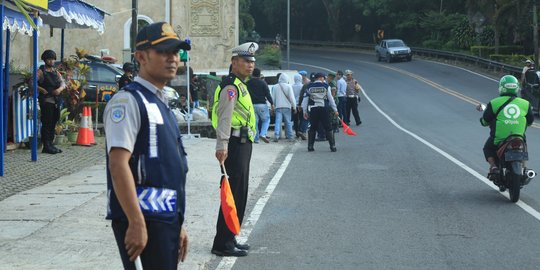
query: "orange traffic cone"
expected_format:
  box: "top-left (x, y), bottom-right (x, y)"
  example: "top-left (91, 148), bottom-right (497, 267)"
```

top-left (75, 107), bottom-right (92, 146)
top-left (86, 106), bottom-right (96, 145)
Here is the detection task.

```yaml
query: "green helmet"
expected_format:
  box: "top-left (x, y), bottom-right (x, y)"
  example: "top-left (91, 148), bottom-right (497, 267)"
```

top-left (498, 75), bottom-right (520, 96)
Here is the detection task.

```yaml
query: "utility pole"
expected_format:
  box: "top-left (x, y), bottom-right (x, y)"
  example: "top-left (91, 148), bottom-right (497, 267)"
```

top-left (131, 0), bottom-right (138, 63)
top-left (287, 0), bottom-right (290, 70)
top-left (534, 2), bottom-right (539, 65)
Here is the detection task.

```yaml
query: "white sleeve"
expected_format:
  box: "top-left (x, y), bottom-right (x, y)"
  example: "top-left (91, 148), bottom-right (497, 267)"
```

top-left (104, 91), bottom-right (141, 153)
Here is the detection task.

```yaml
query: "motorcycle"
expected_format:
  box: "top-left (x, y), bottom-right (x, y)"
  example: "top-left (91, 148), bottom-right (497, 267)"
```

top-left (492, 135), bottom-right (535, 202)
top-left (477, 103), bottom-right (536, 202)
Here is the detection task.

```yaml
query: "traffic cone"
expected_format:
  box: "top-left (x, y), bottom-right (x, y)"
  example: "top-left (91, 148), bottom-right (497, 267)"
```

top-left (75, 107), bottom-right (92, 146)
top-left (86, 106), bottom-right (96, 145)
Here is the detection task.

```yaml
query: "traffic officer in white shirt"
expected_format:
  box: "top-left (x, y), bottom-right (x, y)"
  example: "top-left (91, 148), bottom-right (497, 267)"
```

top-left (104, 22), bottom-right (190, 270)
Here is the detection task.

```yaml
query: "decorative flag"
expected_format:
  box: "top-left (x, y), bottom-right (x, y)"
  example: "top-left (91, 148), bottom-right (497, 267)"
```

top-left (220, 165), bottom-right (240, 235)
top-left (339, 117), bottom-right (357, 136)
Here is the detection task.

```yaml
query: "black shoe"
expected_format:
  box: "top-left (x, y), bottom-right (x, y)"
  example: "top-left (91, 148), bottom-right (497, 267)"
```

top-left (308, 146), bottom-right (314, 152)
top-left (51, 145), bottom-right (62, 153)
top-left (211, 247), bottom-right (248, 257)
top-left (235, 242), bottom-right (250, 250)
top-left (356, 121), bottom-right (362, 126)
top-left (330, 146), bottom-right (337, 152)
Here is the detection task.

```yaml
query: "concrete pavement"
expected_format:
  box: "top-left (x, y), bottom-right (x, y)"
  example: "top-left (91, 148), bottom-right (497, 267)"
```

top-left (0, 137), bottom-right (293, 269)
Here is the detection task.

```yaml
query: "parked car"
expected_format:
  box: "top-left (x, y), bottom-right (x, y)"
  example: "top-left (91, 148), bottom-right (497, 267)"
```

top-left (375, 39), bottom-right (412, 63)
top-left (74, 60), bottom-right (123, 102)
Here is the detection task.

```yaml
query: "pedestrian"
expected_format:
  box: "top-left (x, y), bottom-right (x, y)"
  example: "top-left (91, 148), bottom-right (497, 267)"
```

top-left (271, 73), bottom-right (296, 142)
top-left (118, 62), bottom-right (134, 90)
top-left (335, 70), bottom-right (347, 120)
top-left (521, 59), bottom-right (534, 86)
top-left (104, 22), bottom-right (190, 270)
top-left (327, 73), bottom-right (340, 133)
top-left (344, 69), bottom-right (362, 126)
top-left (292, 73), bottom-right (306, 140)
top-left (246, 67), bottom-right (273, 143)
top-left (298, 70), bottom-right (310, 85)
top-left (296, 72), bottom-right (315, 139)
top-left (302, 73), bottom-right (338, 152)
top-left (190, 69), bottom-right (200, 109)
top-left (211, 42), bottom-right (259, 257)
top-left (37, 49), bottom-right (65, 154)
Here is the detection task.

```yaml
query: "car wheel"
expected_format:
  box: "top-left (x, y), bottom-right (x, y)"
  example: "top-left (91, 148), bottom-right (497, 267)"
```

top-left (376, 53), bottom-right (381, 62)
top-left (537, 102), bottom-right (540, 117)
top-left (386, 54), bottom-right (392, 63)
top-left (406, 56), bottom-right (412, 61)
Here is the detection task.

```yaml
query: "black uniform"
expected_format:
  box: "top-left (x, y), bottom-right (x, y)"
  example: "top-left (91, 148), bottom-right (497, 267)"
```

top-left (38, 65), bottom-right (62, 153)
top-left (302, 80), bottom-right (338, 152)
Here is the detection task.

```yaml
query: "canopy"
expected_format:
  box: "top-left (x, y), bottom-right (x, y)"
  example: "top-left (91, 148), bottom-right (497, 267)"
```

top-left (3, 6), bottom-right (37, 36)
top-left (41, 0), bottom-right (106, 34)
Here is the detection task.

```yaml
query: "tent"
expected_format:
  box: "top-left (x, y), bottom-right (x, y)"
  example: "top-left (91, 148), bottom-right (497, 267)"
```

top-left (0, 0), bottom-right (107, 175)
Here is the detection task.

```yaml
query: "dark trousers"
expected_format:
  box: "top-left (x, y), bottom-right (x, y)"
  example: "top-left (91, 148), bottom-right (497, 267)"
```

top-left (213, 137), bottom-right (253, 250)
top-left (309, 107), bottom-right (332, 133)
top-left (345, 97), bottom-right (361, 125)
top-left (337, 97), bottom-right (346, 120)
top-left (111, 215), bottom-right (182, 270)
top-left (39, 101), bottom-right (59, 143)
top-left (292, 110), bottom-right (300, 134)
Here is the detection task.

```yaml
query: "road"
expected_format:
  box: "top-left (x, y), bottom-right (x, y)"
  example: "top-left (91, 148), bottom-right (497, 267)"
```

top-left (210, 48), bottom-right (540, 270)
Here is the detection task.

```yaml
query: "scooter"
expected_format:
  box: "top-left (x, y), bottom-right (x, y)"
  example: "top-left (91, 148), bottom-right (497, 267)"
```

top-left (493, 135), bottom-right (535, 202)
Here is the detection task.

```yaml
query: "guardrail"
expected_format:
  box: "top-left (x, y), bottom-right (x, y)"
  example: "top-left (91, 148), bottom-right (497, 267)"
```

top-left (257, 38), bottom-right (522, 76)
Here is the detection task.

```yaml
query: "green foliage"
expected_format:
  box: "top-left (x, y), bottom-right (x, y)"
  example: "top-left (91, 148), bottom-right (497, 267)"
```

top-left (490, 54), bottom-right (531, 66)
top-left (256, 45), bottom-right (281, 68)
top-left (478, 26), bottom-right (495, 46)
top-left (422, 40), bottom-right (444, 49)
top-left (451, 16), bottom-right (475, 49)
top-left (471, 46), bottom-right (494, 58)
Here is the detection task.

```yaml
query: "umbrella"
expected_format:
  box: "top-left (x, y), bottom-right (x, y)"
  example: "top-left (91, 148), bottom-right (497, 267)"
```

top-left (220, 164), bottom-right (241, 235)
top-left (338, 117), bottom-right (357, 136)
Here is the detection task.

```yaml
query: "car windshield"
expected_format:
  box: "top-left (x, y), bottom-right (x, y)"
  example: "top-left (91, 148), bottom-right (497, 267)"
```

top-left (388, 41), bottom-right (405, 47)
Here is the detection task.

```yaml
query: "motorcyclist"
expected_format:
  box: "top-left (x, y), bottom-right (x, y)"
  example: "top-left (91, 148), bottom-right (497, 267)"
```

top-left (478, 75), bottom-right (534, 180)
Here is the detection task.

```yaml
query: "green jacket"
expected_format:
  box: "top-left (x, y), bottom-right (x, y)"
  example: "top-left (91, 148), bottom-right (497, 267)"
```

top-left (480, 95), bottom-right (533, 145)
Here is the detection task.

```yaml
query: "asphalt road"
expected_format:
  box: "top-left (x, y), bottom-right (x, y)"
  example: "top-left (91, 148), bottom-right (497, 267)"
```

top-left (218, 48), bottom-right (540, 270)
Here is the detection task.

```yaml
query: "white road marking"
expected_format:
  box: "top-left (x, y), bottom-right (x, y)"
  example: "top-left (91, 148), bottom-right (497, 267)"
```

top-left (290, 61), bottom-right (540, 222)
top-left (215, 153), bottom-right (294, 270)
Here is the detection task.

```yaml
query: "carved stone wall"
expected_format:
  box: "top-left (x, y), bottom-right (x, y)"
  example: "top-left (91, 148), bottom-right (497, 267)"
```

top-left (6, 0), bottom-right (237, 71)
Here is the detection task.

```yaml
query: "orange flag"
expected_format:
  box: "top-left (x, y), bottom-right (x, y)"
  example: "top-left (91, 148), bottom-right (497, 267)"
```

top-left (339, 117), bottom-right (357, 136)
top-left (220, 165), bottom-right (240, 235)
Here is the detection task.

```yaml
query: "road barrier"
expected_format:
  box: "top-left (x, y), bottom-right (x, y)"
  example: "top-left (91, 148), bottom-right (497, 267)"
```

top-left (258, 38), bottom-right (522, 76)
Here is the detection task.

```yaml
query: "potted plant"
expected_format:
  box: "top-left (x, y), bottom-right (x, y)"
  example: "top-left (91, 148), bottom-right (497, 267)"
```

top-left (55, 108), bottom-right (79, 144)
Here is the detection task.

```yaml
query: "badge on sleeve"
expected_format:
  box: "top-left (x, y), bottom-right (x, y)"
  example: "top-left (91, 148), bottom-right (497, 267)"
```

top-left (110, 105), bottom-right (126, 123)
top-left (227, 89), bottom-right (236, 101)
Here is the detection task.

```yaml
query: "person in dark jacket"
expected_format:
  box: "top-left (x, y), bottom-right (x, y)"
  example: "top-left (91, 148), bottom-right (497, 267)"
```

top-left (37, 49), bottom-right (65, 154)
top-left (118, 62), bottom-right (134, 90)
top-left (246, 68), bottom-right (274, 143)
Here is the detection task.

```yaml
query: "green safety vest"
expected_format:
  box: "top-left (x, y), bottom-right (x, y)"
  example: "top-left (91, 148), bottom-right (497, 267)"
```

top-left (212, 75), bottom-right (256, 142)
top-left (482, 96), bottom-right (530, 145)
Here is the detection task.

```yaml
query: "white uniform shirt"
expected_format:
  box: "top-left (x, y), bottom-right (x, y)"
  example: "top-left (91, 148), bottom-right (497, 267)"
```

top-left (104, 76), bottom-right (168, 153)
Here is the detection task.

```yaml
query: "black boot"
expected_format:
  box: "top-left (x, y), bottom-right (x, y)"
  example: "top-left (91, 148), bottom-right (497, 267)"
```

top-left (327, 131), bottom-right (336, 152)
top-left (50, 138), bottom-right (62, 153)
top-left (307, 130), bottom-right (315, 152)
top-left (42, 141), bottom-right (58, 154)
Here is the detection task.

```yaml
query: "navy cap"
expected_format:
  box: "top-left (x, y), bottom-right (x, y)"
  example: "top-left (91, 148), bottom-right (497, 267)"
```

top-left (314, 72), bottom-right (325, 79)
top-left (135, 22), bottom-right (191, 52)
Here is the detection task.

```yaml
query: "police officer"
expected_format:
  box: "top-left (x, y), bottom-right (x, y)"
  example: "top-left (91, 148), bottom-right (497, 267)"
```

top-left (118, 62), bottom-right (134, 89)
top-left (302, 72), bottom-right (338, 152)
top-left (211, 42), bottom-right (258, 257)
top-left (104, 22), bottom-right (191, 269)
top-left (37, 49), bottom-right (65, 154)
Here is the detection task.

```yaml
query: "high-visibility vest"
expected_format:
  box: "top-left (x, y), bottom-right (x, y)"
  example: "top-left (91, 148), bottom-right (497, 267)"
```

top-left (212, 74), bottom-right (256, 142)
